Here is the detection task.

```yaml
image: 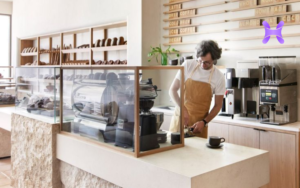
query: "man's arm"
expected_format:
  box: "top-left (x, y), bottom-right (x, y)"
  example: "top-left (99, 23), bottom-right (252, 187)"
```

top-left (192, 95), bottom-right (223, 133)
top-left (169, 78), bottom-right (181, 108)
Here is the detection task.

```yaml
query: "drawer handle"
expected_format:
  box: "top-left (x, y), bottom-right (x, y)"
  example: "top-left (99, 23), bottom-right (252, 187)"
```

top-left (253, 128), bottom-right (267, 132)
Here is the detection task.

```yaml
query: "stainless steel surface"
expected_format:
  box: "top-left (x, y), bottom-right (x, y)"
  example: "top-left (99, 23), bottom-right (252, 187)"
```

top-left (241, 88), bottom-right (247, 114)
top-left (260, 85), bottom-right (297, 106)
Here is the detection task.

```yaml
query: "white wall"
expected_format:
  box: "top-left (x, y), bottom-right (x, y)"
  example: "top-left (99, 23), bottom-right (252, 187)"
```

top-left (11, 0), bottom-right (143, 66)
top-left (0, 1), bottom-right (12, 15)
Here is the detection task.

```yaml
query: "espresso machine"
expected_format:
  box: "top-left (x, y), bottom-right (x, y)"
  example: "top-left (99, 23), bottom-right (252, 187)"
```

top-left (220, 68), bottom-right (241, 119)
top-left (235, 61), bottom-right (260, 118)
top-left (259, 56), bottom-right (298, 125)
top-left (220, 61), bottom-right (260, 119)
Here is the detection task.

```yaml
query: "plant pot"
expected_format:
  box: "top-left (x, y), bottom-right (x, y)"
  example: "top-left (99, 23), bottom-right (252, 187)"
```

top-left (161, 53), bottom-right (168, 66)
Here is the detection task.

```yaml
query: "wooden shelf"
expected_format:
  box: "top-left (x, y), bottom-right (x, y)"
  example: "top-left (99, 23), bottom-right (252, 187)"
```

top-left (163, 29), bottom-right (225, 38)
top-left (225, 45), bottom-right (300, 51)
top-left (163, 39), bottom-right (225, 46)
top-left (227, 22), bottom-right (300, 32)
top-left (226, 33), bottom-right (300, 41)
top-left (21, 53), bottom-right (38, 56)
top-left (163, 0), bottom-right (195, 6)
top-left (63, 28), bottom-right (90, 35)
top-left (92, 21), bottom-right (127, 31)
top-left (0, 78), bottom-right (14, 80)
top-left (228, 0), bottom-right (300, 12)
top-left (92, 45), bottom-right (127, 52)
top-left (163, 10), bottom-right (226, 22)
top-left (164, 1), bottom-right (227, 14)
top-left (39, 33), bottom-right (61, 39)
top-left (61, 48), bottom-right (90, 53)
top-left (228, 10), bottom-right (300, 22)
top-left (0, 66), bottom-right (13, 68)
top-left (163, 20), bottom-right (226, 30)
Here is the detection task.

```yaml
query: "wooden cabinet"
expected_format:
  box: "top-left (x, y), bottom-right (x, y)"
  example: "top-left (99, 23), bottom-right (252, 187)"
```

top-left (208, 122), bottom-right (229, 140)
top-left (260, 131), bottom-right (296, 188)
top-left (209, 121), bottom-right (299, 188)
top-left (228, 125), bottom-right (260, 149)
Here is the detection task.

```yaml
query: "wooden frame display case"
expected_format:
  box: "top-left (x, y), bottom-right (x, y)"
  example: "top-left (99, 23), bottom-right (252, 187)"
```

top-left (60, 66), bottom-right (184, 158)
top-left (15, 67), bottom-right (60, 123)
top-left (19, 20), bottom-right (127, 67)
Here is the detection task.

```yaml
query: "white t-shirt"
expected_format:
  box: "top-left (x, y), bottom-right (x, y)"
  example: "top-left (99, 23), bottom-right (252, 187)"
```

top-left (175, 59), bottom-right (225, 95)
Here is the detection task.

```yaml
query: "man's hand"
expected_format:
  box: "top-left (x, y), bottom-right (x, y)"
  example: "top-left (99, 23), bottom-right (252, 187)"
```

top-left (183, 106), bottom-right (189, 128)
top-left (191, 121), bottom-right (205, 133)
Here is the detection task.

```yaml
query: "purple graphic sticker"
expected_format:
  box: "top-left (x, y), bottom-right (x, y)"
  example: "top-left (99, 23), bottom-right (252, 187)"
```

top-left (262, 21), bottom-right (284, 44)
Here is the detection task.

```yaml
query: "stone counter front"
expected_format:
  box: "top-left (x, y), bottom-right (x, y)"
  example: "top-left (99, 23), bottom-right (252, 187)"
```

top-left (11, 113), bottom-right (61, 188)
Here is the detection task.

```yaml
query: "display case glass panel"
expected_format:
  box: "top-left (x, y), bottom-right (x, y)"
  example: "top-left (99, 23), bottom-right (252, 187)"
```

top-left (138, 68), bottom-right (183, 155)
top-left (15, 67), bottom-right (60, 123)
top-left (61, 68), bottom-right (137, 153)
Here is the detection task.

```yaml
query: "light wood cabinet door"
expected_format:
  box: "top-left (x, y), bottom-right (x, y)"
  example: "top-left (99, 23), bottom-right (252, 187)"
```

top-left (208, 122), bottom-right (229, 140)
top-left (228, 125), bottom-right (260, 149)
top-left (260, 131), bottom-right (296, 188)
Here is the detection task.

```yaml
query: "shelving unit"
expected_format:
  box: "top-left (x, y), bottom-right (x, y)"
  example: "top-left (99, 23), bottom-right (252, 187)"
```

top-left (162, 0), bottom-right (300, 51)
top-left (19, 20), bottom-right (128, 67)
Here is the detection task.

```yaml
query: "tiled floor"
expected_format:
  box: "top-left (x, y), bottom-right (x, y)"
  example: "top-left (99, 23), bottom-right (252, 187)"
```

top-left (0, 158), bottom-right (12, 188)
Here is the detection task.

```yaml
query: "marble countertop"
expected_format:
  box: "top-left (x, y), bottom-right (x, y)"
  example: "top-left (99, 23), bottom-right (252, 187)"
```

top-left (212, 116), bottom-right (300, 132)
top-left (152, 106), bottom-right (300, 133)
top-left (57, 135), bottom-right (269, 188)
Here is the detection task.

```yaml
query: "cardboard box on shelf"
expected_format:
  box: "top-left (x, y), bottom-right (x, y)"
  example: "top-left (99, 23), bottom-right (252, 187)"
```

top-left (256, 5), bottom-right (286, 16)
top-left (169, 29), bottom-right (179, 35)
top-left (264, 17), bottom-right (278, 26)
top-left (296, 14), bottom-right (300, 22)
top-left (169, 12), bottom-right (179, 19)
top-left (170, 4), bottom-right (182, 11)
top-left (239, 19), bottom-right (260, 28)
top-left (240, 0), bottom-right (257, 8)
top-left (169, 37), bottom-right (182, 43)
top-left (260, 0), bottom-right (285, 5)
top-left (180, 19), bottom-right (191, 26)
top-left (179, 9), bottom-right (196, 17)
top-left (179, 27), bottom-right (196, 34)
top-left (169, 21), bottom-right (179, 27)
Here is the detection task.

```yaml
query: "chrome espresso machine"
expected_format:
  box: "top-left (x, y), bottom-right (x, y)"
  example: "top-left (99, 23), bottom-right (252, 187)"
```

top-left (259, 56), bottom-right (298, 125)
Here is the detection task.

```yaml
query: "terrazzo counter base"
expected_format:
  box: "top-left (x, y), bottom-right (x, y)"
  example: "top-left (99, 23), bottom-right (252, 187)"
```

top-left (11, 113), bottom-right (61, 188)
top-left (57, 133), bottom-right (269, 188)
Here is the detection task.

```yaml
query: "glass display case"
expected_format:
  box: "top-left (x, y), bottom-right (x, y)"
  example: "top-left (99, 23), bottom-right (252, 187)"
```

top-left (15, 67), bottom-right (60, 123)
top-left (61, 66), bottom-right (184, 157)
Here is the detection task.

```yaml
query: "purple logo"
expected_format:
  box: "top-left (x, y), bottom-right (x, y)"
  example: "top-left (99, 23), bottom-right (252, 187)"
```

top-left (262, 21), bottom-right (284, 44)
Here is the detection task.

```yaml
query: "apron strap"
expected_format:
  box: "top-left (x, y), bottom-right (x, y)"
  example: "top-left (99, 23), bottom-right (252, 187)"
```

top-left (208, 66), bottom-right (215, 84)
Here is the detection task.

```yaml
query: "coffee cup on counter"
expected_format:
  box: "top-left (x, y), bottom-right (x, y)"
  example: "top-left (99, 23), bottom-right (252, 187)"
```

top-left (208, 136), bottom-right (225, 147)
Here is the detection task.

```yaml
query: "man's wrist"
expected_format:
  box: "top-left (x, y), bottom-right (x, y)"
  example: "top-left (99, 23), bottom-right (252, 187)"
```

top-left (202, 119), bottom-right (208, 127)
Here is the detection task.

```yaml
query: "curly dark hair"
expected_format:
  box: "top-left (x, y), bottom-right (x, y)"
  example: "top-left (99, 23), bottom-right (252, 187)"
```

top-left (195, 40), bottom-right (222, 61)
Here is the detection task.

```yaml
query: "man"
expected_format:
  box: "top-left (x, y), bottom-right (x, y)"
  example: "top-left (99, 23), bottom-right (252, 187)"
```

top-left (169, 40), bottom-right (225, 138)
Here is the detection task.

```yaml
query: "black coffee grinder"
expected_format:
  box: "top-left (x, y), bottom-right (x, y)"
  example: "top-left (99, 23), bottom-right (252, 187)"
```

top-left (138, 78), bottom-right (160, 151)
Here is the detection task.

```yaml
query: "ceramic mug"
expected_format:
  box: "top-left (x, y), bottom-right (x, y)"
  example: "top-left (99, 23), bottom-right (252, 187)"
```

top-left (209, 136), bottom-right (225, 147)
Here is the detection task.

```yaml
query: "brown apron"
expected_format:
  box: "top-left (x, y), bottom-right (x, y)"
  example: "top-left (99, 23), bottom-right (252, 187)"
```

top-left (169, 63), bottom-right (215, 138)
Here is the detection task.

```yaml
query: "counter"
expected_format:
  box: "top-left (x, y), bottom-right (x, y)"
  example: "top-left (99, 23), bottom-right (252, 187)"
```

top-left (57, 134), bottom-right (269, 188)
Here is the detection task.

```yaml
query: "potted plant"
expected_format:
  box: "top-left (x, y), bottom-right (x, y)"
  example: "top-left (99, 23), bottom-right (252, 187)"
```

top-left (147, 45), bottom-right (180, 65)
